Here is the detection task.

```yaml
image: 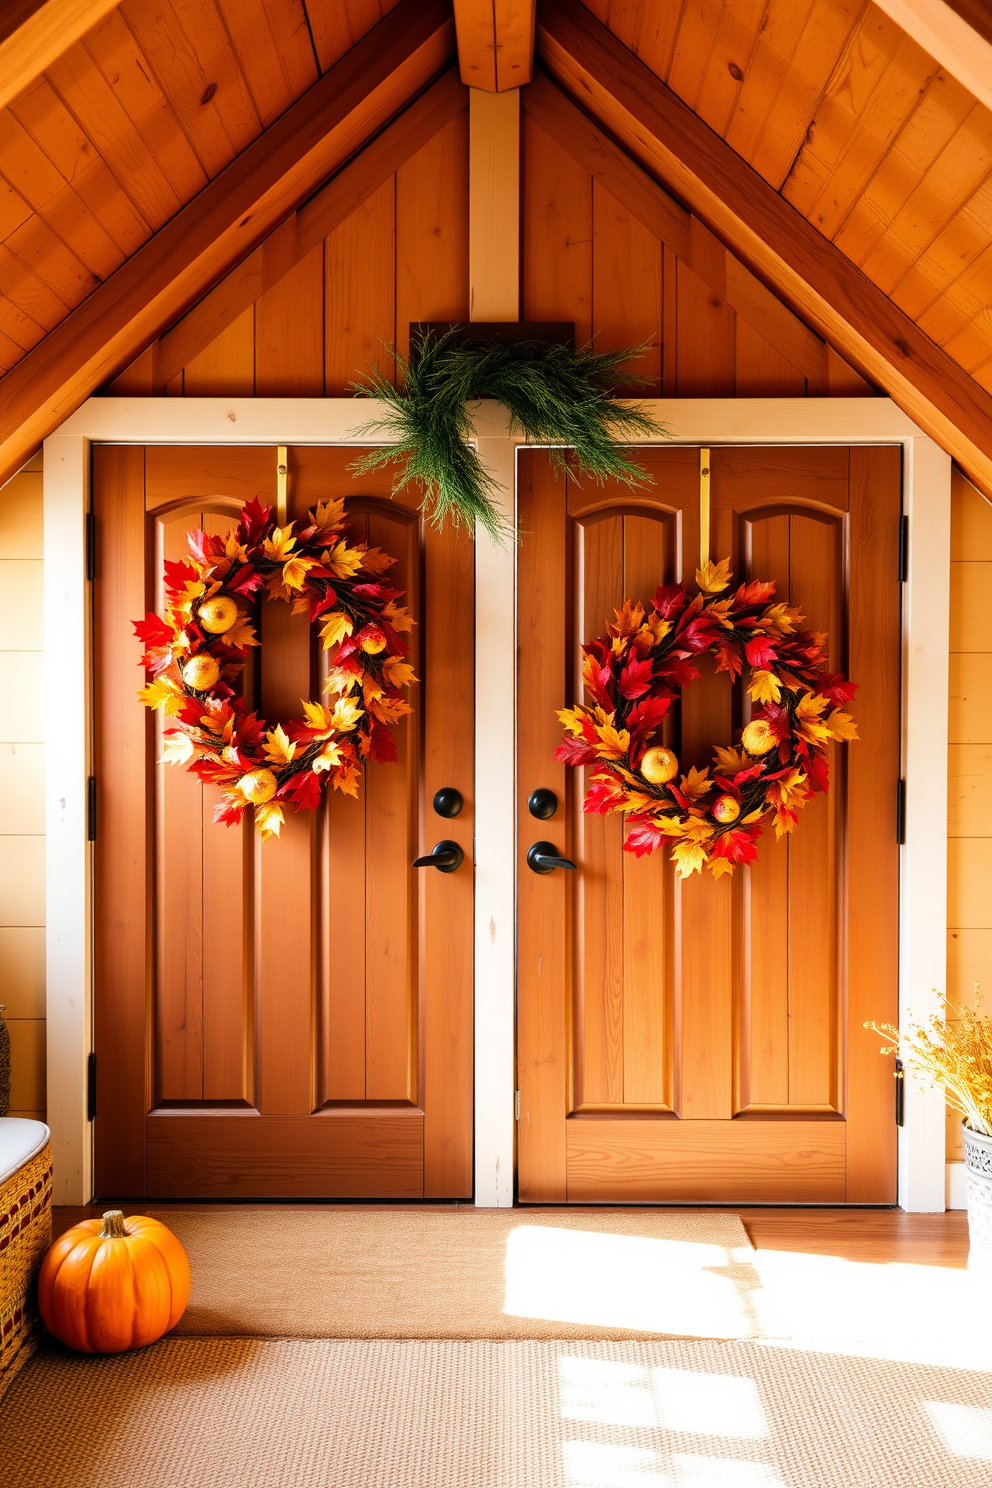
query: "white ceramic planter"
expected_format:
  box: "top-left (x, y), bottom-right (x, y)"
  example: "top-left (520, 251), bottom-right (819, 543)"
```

top-left (962, 1122), bottom-right (992, 1273)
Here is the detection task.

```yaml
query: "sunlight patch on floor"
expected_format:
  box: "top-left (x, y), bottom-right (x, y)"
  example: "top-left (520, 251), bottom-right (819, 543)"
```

top-left (925, 1401), bottom-right (992, 1462)
top-left (504, 1226), bottom-right (758, 1338)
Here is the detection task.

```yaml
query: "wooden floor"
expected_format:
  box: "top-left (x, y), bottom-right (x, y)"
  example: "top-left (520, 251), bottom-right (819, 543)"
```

top-left (52, 1204), bottom-right (970, 1269)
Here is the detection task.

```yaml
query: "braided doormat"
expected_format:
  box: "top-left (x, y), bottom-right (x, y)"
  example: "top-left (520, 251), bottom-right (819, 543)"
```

top-left (2, 1336), bottom-right (989, 1487)
top-left (148, 1208), bottom-right (761, 1342)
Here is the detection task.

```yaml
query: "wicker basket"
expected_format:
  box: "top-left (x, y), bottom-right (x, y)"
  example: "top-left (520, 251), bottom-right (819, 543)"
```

top-left (962, 1122), bottom-right (992, 1275)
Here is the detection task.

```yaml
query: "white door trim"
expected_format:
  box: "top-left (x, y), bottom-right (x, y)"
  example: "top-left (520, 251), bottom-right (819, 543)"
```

top-left (44, 395), bottom-right (949, 1209)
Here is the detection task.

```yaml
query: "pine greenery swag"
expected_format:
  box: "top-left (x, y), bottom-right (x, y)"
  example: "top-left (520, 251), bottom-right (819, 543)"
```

top-left (351, 329), bottom-right (669, 540)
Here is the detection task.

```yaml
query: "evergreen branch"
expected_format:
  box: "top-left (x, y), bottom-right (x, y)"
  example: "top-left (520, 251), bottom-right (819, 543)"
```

top-left (350, 329), bottom-right (669, 540)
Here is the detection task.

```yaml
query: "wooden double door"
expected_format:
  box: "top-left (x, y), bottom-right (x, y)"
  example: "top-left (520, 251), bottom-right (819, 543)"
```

top-left (516, 446), bottom-right (902, 1204)
top-left (94, 446), bottom-right (474, 1199)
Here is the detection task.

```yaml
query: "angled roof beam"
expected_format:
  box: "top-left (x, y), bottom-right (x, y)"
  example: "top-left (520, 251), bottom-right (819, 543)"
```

top-left (536, 0), bottom-right (992, 500)
top-left (0, 0), bottom-right (119, 111)
top-left (455, 0), bottom-right (535, 91)
top-left (871, 0), bottom-right (992, 114)
top-left (0, 0), bottom-right (454, 486)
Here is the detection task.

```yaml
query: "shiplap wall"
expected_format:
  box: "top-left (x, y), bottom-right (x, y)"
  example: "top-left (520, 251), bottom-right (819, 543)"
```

top-left (947, 468), bottom-right (992, 1160)
top-left (0, 451), bottom-right (45, 1120)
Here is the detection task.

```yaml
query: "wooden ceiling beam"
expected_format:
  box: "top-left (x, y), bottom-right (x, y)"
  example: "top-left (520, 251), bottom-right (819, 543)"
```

top-left (155, 69), bottom-right (468, 388)
top-left (0, 0), bottom-right (120, 111)
top-left (536, 0), bottom-right (992, 500)
top-left (871, 0), bottom-right (992, 114)
top-left (455, 1), bottom-right (535, 91)
top-left (0, 0), bottom-right (454, 485)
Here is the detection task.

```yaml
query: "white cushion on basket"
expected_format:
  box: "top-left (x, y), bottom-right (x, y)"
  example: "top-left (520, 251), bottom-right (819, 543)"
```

top-left (0, 1119), bottom-right (50, 1187)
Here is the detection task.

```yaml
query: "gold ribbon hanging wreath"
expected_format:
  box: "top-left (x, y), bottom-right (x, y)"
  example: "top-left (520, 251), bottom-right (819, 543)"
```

top-left (556, 559), bottom-right (858, 879)
top-left (134, 497), bottom-right (415, 839)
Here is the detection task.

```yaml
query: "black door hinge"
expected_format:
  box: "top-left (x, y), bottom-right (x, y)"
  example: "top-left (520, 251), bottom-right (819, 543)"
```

top-left (895, 779), bottom-right (906, 845)
top-left (87, 1053), bottom-right (97, 1121)
top-left (87, 775), bottom-right (97, 841)
top-left (898, 514), bottom-right (908, 582)
top-left (85, 511), bottom-right (96, 581)
top-left (895, 1056), bottom-right (905, 1127)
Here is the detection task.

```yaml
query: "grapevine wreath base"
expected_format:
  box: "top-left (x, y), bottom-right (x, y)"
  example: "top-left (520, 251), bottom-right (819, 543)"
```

top-left (556, 559), bottom-right (858, 879)
top-left (135, 496), bottom-right (415, 839)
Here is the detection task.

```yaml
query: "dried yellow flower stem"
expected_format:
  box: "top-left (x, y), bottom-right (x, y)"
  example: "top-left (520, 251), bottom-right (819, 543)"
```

top-left (865, 987), bottom-right (992, 1137)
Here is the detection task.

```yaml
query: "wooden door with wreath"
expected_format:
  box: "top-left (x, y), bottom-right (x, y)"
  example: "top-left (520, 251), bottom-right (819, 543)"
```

top-left (516, 445), bottom-right (901, 1204)
top-left (93, 445), bottom-right (474, 1199)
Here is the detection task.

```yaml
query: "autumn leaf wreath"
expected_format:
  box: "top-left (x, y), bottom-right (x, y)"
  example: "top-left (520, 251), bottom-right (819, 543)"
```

top-left (556, 559), bottom-right (858, 879)
top-left (134, 496), bottom-right (415, 839)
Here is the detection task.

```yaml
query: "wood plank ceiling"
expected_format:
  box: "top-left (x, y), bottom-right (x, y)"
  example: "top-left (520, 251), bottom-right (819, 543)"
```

top-left (0, 0), bottom-right (400, 376)
top-left (580, 0), bottom-right (992, 396)
top-left (0, 0), bottom-right (990, 479)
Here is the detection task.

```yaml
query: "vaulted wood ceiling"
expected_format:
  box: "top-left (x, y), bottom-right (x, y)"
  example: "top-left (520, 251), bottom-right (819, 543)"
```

top-left (1, 0), bottom-right (991, 492)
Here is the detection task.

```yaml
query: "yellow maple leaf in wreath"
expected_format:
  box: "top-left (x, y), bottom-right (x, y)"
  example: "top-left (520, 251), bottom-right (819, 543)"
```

top-left (794, 691), bottom-right (832, 746)
top-left (826, 708), bottom-right (859, 742)
top-left (672, 840), bottom-right (711, 878)
top-left (323, 540), bottom-right (364, 579)
top-left (596, 724), bottom-right (630, 759)
top-left (329, 696), bottom-right (363, 732)
top-left (748, 668), bottom-right (782, 705)
top-left (254, 802), bottom-right (284, 840)
top-left (224, 617), bottom-right (258, 650)
top-left (301, 700), bottom-right (334, 733)
top-left (712, 744), bottom-right (747, 774)
top-left (359, 546), bottom-right (397, 576)
top-left (382, 657), bottom-right (416, 690)
top-left (322, 666), bottom-right (358, 698)
top-left (310, 498), bottom-right (346, 534)
top-left (611, 599), bottom-right (645, 637)
top-left (382, 600), bottom-right (414, 633)
top-left (557, 706), bottom-right (588, 737)
top-left (282, 555), bottom-right (316, 591)
top-left (760, 602), bottom-right (800, 636)
top-left (695, 558), bottom-right (733, 594)
top-left (319, 612), bottom-right (354, 650)
top-left (263, 724), bottom-right (296, 766)
top-left (679, 765), bottom-right (712, 802)
top-left (313, 740), bottom-right (344, 773)
top-left (158, 732), bottom-right (194, 766)
top-left (263, 525), bottom-right (297, 562)
top-left (138, 676), bottom-right (183, 714)
top-left (709, 858), bottom-right (735, 880)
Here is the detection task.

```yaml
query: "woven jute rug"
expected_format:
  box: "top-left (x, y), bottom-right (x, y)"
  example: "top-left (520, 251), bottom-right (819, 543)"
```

top-left (3, 1336), bottom-right (989, 1488)
top-left (146, 1207), bottom-right (762, 1342)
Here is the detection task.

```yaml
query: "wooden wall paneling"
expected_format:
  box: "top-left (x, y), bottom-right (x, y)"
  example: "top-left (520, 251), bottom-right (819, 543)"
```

top-left (516, 450), bottom-right (568, 1200)
top-left (93, 444), bottom-right (149, 1196)
top-left (676, 258), bottom-right (736, 397)
top-left (591, 183), bottom-right (661, 392)
top-left (3, 210), bottom-right (97, 311)
top-left (422, 515), bottom-right (475, 1196)
top-left (395, 109), bottom-right (470, 361)
top-left (454, 0), bottom-right (536, 91)
top-left (721, 0), bottom-right (816, 167)
top-left (845, 444), bottom-right (901, 1201)
top-left (662, 244), bottom-right (677, 394)
top-left (0, 224), bottom-right (71, 330)
top-left (521, 114), bottom-right (592, 344)
top-left (182, 307), bottom-right (255, 394)
top-left (688, 0), bottom-right (763, 141)
top-left (215, 0), bottom-right (319, 127)
top-left (826, 345), bottom-right (876, 394)
top-left (735, 321), bottom-right (806, 396)
top-left (155, 250), bottom-right (264, 389)
top-left (325, 176), bottom-right (396, 396)
top-left (892, 177), bottom-right (992, 324)
top-left (108, 346), bottom-right (158, 396)
top-left (255, 223), bottom-right (324, 395)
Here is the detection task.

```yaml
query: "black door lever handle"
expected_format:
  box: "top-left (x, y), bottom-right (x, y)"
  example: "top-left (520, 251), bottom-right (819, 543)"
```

top-left (527, 841), bottom-right (578, 875)
top-left (413, 840), bottom-right (464, 873)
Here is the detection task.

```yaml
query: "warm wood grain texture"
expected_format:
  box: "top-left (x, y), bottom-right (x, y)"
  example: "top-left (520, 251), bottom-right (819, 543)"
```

top-left (455, 0), bottom-right (535, 90)
top-left (0, 0), bottom-right (119, 110)
top-left (872, 0), bottom-right (992, 113)
top-left (566, 1119), bottom-right (847, 1203)
top-left (94, 444), bottom-right (475, 1198)
top-left (538, 0), bottom-right (992, 500)
top-left (517, 445), bottom-right (901, 1204)
top-left (0, 0), bottom-right (456, 485)
top-left (145, 1113), bottom-right (424, 1198)
top-left (469, 87), bottom-right (520, 321)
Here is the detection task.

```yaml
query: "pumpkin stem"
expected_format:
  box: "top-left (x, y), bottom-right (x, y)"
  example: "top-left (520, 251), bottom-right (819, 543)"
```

top-left (99, 1209), bottom-right (128, 1239)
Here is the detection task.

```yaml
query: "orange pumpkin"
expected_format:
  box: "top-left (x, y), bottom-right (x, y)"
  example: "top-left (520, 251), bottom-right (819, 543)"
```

top-left (38, 1210), bottom-right (191, 1353)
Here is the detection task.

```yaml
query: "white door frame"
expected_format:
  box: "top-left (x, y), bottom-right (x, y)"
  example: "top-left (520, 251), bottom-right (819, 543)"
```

top-left (44, 395), bottom-right (949, 1210)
